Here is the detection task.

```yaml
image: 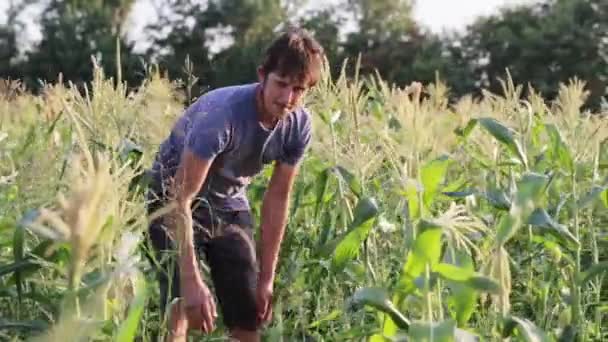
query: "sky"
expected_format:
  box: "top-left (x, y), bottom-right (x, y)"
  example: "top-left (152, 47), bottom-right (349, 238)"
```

top-left (1, 0), bottom-right (538, 52)
top-left (413, 0), bottom-right (536, 34)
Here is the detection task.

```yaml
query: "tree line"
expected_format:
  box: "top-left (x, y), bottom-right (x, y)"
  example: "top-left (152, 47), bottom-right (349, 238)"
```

top-left (1, 0), bottom-right (607, 109)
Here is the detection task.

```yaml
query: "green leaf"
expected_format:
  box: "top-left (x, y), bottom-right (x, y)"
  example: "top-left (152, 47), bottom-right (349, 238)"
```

top-left (0, 260), bottom-right (38, 278)
top-left (455, 118), bottom-right (478, 140)
top-left (332, 166), bottom-right (363, 198)
top-left (478, 117), bottom-right (528, 169)
top-left (388, 116), bottom-right (402, 131)
top-left (308, 309), bottom-right (342, 328)
top-left (290, 180), bottom-right (306, 218)
top-left (397, 223), bottom-right (443, 295)
top-left (314, 168), bottom-right (330, 220)
top-left (420, 156), bottom-right (451, 209)
top-left (404, 181), bottom-right (423, 220)
top-left (435, 263), bottom-right (501, 295)
top-left (577, 261), bottom-right (608, 286)
top-left (317, 207), bottom-right (335, 250)
top-left (442, 190), bottom-right (476, 199)
top-left (331, 220), bottom-right (373, 270)
top-left (545, 124), bottom-right (573, 173)
top-left (515, 172), bottom-right (549, 207)
top-left (527, 208), bottom-right (579, 247)
top-left (441, 175), bottom-right (469, 194)
top-left (381, 312), bottom-right (399, 339)
top-left (369, 334), bottom-right (389, 342)
top-left (485, 187), bottom-right (511, 210)
top-left (408, 320), bottom-right (478, 341)
top-left (497, 173), bottom-right (550, 245)
top-left (0, 289), bottom-right (57, 314)
top-left (348, 287), bottom-right (410, 330)
top-left (434, 263), bottom-right (474, 282)
top-left (503, 316), bottom-right (550, 342)
top-left (18, 124), bottom-right (38, 155)
top-left (350, 197), bottom-right (380, 229)
top-left (115, 277), bottom-right (148, 342)
top-left (497, 157), bottom-right (524, 167)
top-left (45, 109), bottom-right (64, 137)
top-left (557, 325), bottom-right (577, 342)
top-left (445, 251), bottom-right (477, 327)
top-left (0, 319), bottom-right (49, 332)
top-left (577, 185), bottom-right (608, 209)
top-left (331, 197), bottom-right (380, 270)
top-left (118, 138), bottom-right (143, 166)
top-left (12, 224), bottom-right (24, 304)
top-left (0, 240), bottom-right (67, 281)
top-left (465, 276), bottom-right (501, 294)
top-left (496, 213), bottom-right (518, 246)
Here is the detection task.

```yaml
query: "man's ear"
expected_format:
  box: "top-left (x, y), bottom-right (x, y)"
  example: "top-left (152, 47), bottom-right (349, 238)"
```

top-left (257, 67), bottom-right (266, 83)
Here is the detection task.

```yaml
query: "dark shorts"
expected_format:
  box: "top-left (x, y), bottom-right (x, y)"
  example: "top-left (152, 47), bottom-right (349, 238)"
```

top-left (144, 187), bottom-right (259, 332)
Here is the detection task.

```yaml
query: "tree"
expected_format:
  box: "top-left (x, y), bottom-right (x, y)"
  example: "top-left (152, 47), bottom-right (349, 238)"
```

top-left (205, 0), bottom-right (288, 86)
top-left (144, 0), bottom-right (215, 95)
top-left (20, 0), bottom-right (143, 89)
top-left (146, 0), bottom-right (297, 93)
top-left (0, 0), bottom-right (36, 80)
top-left (299, 7), bottom-right (343, 76)
top-left (458, 0), bottom-right (608, 108)
top-left (333, 0), bottom-right (473, 93)
top-left (341, 0), bottom-right (417, 75)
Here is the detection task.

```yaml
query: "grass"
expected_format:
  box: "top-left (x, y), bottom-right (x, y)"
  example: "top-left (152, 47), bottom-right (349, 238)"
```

top-left (0, 60), bottom-right (607, 341)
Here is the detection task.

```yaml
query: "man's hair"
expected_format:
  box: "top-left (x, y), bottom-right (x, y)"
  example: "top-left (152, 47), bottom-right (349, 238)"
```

top-left (260, 27), bottom-right (325, 87)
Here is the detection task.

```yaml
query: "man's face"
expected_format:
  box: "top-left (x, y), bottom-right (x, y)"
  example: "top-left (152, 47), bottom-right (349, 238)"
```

top-left (259, 70), bottom-right (309, 119)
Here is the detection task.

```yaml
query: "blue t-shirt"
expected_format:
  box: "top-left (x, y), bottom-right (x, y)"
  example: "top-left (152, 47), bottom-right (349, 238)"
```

top-left (149, 83), bottom-right (312, 211)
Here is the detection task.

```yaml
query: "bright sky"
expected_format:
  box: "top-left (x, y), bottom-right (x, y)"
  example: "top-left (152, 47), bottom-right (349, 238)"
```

top-left (1, 0), bottom-right (539, 51)
top-left (413, 0), bottom-right (537, 34)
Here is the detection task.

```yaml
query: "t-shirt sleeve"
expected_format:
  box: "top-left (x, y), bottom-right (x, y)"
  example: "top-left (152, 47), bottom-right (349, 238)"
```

top-left (280, 111), bottom-right (312, 166)
top-left (185, 104), bottom-right (232, 160)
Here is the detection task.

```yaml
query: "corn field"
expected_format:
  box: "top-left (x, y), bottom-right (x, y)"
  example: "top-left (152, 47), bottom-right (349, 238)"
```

top-left (0, 61), bottom-right (607, 341)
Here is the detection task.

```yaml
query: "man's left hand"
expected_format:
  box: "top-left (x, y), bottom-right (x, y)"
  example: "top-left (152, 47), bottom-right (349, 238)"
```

top-left (256, 276), bottom-right (274, 325)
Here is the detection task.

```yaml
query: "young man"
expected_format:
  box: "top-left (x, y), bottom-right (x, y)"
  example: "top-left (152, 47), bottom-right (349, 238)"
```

top-left (145, 28), bottom-right (324, 342)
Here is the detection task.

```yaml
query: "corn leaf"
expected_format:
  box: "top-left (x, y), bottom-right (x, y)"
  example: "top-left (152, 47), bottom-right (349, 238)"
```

top-left (420, 156), bottom-right (451, 209)
top-left (478, 117), bottom-right (528, 169)
top-left (330, 197), bottom-right (380, 270)
top-left (397, 221), bottom-right (443, 295)
top-left (503, 316), bottom-right (550, 342)
top-left (348, 287), bottom-right (410, 330)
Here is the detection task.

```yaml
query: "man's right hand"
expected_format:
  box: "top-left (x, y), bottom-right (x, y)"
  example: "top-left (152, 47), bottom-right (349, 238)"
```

top-left (181, 273), bottom-right (217, 333)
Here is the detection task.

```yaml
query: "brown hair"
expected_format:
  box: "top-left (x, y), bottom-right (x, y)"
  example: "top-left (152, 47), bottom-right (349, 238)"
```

top-left (260, 27), bottom-right (325, 87)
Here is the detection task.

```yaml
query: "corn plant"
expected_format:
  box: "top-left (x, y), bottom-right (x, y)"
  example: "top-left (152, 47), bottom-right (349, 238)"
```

top-left (0, 60), bottom-right (606, 341)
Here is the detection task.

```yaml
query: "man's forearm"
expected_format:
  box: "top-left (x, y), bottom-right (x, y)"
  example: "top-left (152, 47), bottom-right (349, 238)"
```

top-left (259, 189), bottom-right (290, 283)
top-left (173, 201), bottom-right (200, 280)
top-left (168, 150), bottom-right (213, 282)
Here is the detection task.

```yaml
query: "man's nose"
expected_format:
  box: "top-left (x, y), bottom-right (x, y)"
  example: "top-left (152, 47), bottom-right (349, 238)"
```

top-left (279, 88), bottom-right (293, 104)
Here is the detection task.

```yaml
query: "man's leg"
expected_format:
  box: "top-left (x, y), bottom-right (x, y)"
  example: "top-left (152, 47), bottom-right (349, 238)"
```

top-left (202, 214), bottom-right (260, 342)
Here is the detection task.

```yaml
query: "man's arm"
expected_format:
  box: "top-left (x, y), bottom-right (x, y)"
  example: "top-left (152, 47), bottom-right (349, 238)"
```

top-left (258, 161), bottom-right (299, 284)
top-left (256, 161), bottom-right (300, 324)
top-left (170, 148), bottom-right (212, 277)
top-left (169, 147), bottom-right (219, 332)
